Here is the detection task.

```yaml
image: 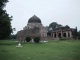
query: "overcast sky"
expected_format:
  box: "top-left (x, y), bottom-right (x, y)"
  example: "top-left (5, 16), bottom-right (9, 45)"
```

top-left (5, 0), bottom-right (80, 34)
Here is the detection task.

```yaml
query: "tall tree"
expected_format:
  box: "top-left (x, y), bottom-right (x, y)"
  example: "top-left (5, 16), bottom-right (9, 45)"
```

top-left (77, 30), bottom-right (80, 36)
top-left (49, 22), bottom-right (62, 30)
top-left (0, 0), bottom-right (12, 39)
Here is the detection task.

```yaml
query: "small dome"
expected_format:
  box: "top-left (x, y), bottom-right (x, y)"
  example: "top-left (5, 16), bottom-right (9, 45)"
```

top-left (28, 15), bottom-right (41, 23)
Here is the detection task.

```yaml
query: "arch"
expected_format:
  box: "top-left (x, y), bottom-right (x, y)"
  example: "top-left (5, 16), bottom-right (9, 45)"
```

top-left (54, 33), bottom-right (56, 38)
top-left (63, 33), bottom-right (66, 37)
top-left (58, 33), bottom-right (61, 38)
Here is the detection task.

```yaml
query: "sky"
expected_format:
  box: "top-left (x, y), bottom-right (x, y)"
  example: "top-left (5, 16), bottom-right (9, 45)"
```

top-left (5, 0), bottom-right (80, 34)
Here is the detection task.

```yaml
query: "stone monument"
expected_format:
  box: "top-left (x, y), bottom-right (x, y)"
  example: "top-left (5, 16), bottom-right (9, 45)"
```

top-left (16, 43), bottom-right (23, 47)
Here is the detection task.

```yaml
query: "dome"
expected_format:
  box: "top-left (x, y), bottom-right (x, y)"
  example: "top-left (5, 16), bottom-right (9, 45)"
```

top-left (28, 15), bottom-right (41, 23)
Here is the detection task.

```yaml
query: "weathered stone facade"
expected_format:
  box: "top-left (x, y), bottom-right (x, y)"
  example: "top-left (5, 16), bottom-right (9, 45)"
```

top-left (50, 26), bottom-right (77, 39)
top-left (17, 15), bottom-right (77, 41)
top-left (17, 15), bottom-right (48, 41)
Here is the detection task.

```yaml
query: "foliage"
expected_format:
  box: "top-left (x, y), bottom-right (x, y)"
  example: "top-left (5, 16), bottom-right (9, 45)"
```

top-left (25, 37), bottom-right (31, 42)
top-left (0, 0), bottom-right (12, 39)
top-left (49, 22), bottom-right (62, 30)
top-left (47, 22), bottom-right (62, 36)
top-left (77, 30), bottom-right (80, 39)
top-left (0, 0), bottom-right (8, 9)
top-left (33, 37), bottom-right (40, 43)
top-left (77, 30), bottom-right (80, 36)
top-left (9, 34), bottom-right (17, 39)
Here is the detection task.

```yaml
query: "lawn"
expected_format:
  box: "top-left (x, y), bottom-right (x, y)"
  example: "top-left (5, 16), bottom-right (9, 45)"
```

top-left (0, 40), bottom-right (80, 60)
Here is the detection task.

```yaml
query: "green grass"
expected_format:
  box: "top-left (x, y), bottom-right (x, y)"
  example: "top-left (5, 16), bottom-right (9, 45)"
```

top-left (0, 40), bottom-right (80, 60)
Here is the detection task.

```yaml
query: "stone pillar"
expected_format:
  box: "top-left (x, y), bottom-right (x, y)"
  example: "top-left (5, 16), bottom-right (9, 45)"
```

top-left (69, 31), bottom-right (72, 38)
top-left (66, 32), bottom-right (68, 38)
top-left (56, 32), bottom-right (58, 38)
top-left (53, 33), bottom-right (54, 38)
top-left (45, 33), bottom-right (47, 37)
top-left (52, 33), bottom-right (53, 37)
top-left (61, 30), bottom-right (63, 38)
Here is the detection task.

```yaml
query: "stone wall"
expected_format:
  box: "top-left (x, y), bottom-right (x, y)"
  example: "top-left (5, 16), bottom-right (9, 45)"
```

top-left (17, 27), bottom-right (41, 42)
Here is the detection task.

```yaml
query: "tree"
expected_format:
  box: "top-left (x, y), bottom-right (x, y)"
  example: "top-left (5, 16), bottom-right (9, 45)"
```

top-left (77, 30), bottom-right (80, 39)
top-left (77, 30), bottom-right (80, 36)
top-left (9, 34), bottom-right (17, 39)
top-left (0, 0), bottom-right (8, 9)
top-left (0, 0), bottom-right (12, 39)
top-left (49, 22), bottom-right (62, 30)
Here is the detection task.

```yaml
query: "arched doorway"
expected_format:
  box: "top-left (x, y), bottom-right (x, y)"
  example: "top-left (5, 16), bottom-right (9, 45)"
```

top-left (63, 33), bottom-right (66, 37)
top-left (54, 34), bottom-right (56, 38)
top-left (58, 33), bottom-right (61, 38)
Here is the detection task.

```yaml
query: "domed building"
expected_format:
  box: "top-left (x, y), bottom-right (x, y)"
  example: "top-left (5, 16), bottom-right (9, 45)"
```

top-left (17, 15), bottom-right (48, 42)
top-left (24, 15), bottom-right (42, 29)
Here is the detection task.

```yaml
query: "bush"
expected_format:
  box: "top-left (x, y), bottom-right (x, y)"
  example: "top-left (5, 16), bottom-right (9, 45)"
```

top-left (33, 37), bottom-right (40, 43)
top-left (77, 36), bottom-right (80, 40)
top-left (26, 37), bottom-right (31, 42)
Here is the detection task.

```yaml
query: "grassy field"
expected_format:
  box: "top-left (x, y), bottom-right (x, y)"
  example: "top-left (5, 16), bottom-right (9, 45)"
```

top-left (0, 40), bottom-right (80, 60)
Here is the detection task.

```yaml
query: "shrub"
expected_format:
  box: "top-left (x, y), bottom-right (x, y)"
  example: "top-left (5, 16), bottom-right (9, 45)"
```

top-left (33, 37), bottom-right (40, 43)
top-left (25, 37), bottom-right (31, 42)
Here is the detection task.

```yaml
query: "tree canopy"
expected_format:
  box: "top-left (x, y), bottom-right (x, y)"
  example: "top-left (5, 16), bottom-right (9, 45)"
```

top-left (0, 0), bottom-right (12, 39)
top-left (49, 22), bottom-right (62, 30)
top-left (77, 30), bottom-right (80, 36)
